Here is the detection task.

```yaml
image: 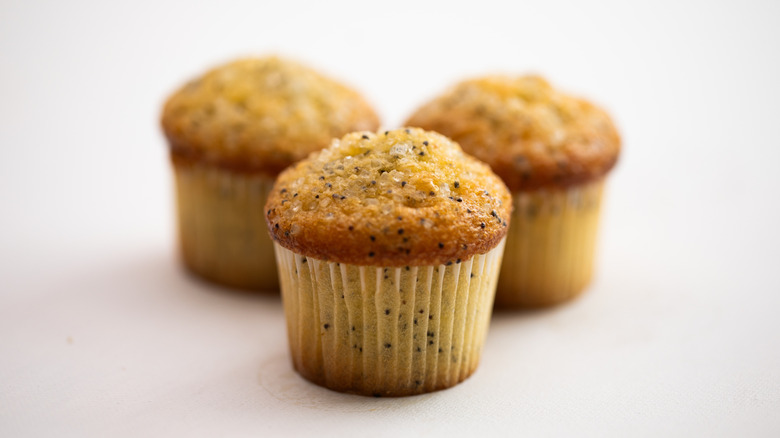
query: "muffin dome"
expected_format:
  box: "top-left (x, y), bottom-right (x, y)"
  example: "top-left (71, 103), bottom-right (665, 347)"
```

top-left (265, 128), bottom-right (511, 266)
top-left (405, 75), bottom-right (620, 190)
top-left (161, 56), bottom-right (380, 174)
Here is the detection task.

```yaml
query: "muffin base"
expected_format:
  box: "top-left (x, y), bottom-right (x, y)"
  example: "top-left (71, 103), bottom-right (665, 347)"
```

top-left (274, 240), bottom-right (505, 396)
top-left (173, 160), bottom-right (278, 291)
top-left (495, 180), bottom-right (604, 308)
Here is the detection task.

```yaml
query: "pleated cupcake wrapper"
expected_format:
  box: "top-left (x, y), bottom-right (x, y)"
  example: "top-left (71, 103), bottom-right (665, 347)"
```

top-left (496, 179), bottom-right (605, 307)
top-left (275, 239), bottom-right (506, 396)
top-left (174, 162), bottom-right (279, 290)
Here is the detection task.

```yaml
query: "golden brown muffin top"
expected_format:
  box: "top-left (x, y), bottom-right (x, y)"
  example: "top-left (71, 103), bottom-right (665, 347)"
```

top-left (405, 75), bottom-right (620, 191)
top-left (161, 56), bottom-right (380, 175)
top-left (265, 128), bottom-right (512, 267)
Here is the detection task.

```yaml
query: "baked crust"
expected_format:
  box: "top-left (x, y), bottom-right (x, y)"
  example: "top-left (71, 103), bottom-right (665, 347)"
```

top-left (405, 75), bottom-right (620, 191)
top-left (161, 56), bottom-right (380, 175)
top-left (265, 128), bottom-right (512, 266)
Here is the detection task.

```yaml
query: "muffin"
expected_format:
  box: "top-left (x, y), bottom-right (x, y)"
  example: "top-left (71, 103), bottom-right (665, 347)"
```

top-left (265, 128), bottom-right (511, 396)
top-left (161, 56), bottom-right (379, 291)
top-left (406, 75), bottom-right (620, 307)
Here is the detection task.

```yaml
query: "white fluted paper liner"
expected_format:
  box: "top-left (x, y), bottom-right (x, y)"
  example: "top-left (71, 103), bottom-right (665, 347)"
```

top-left (496, 179), bottom-right (604, 307)
top-left (274, 238), bottom-right (506, 396)
top-left (174, 162), bottom-right (278, 291)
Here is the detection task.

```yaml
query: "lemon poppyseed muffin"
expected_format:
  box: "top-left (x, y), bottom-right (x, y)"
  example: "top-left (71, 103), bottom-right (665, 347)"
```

top-left (161, 56), bottom-right (379, 290)
top-left (266, 128), bottom-right (511, 396)
top-left (407, 75), bottom-right (620, 307)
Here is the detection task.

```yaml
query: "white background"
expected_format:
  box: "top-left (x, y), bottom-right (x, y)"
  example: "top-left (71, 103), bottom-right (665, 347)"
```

top-left (1, 0), bottom-right (779, 436)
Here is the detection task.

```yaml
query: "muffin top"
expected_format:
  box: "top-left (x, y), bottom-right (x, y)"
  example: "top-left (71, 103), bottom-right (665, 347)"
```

top-left (161, 56), bottom-right (380, 175)
top-left (265, 128), bottom-right (512, 267)
top-left (405, 75), bottom-right (620, 191)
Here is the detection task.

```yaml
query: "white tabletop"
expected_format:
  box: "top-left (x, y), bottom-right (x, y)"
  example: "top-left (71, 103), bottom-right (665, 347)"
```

top-left (1, 1), bottom-right (779, 436)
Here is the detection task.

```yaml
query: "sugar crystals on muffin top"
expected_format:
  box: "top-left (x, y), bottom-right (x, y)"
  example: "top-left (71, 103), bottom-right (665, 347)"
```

top-left (265, 128), bottom-right (512, 266)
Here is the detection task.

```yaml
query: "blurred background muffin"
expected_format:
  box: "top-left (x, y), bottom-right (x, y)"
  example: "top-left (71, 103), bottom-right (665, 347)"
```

top-left (407, 75), bottom-right (620, 307)
top-left (265, 128), bottom-right (511, 396)
top-left (161, 56), bottom-right (380, 291)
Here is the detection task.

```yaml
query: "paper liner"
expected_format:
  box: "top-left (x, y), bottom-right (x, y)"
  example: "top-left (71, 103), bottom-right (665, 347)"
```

top-left (173, 162), bottom-right (278, 291)
top-left (274, 239), bottom-right (505, 396)
top-left (495, 179), bottom-right (604, 307)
